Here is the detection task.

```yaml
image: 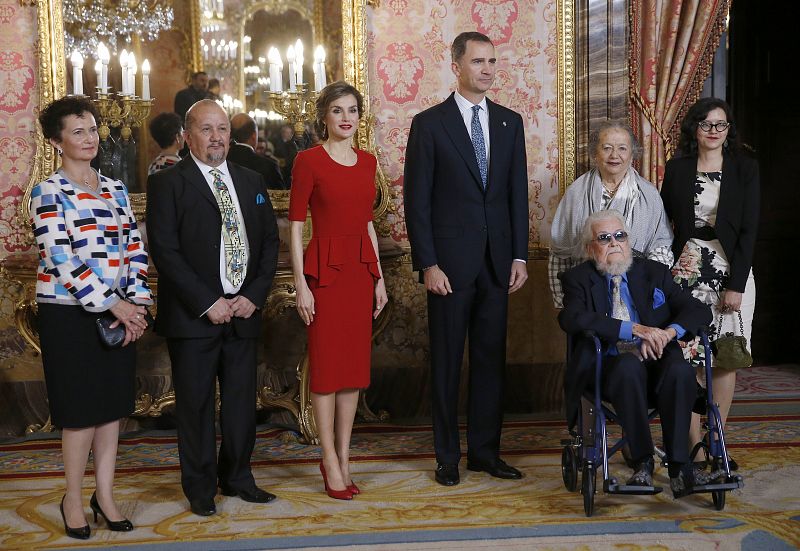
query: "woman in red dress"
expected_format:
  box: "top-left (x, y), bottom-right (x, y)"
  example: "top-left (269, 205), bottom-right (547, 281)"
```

top-left (289, 82), bottom-right (388, 500)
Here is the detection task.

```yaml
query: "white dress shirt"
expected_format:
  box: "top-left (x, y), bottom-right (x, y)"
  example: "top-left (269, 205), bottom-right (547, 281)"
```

top-left (190, 153), bottom-right (250, 295)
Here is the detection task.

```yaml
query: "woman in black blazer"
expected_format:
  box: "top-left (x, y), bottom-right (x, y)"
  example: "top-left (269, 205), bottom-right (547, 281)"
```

top-left (661, 97), bottom-right (759, 472)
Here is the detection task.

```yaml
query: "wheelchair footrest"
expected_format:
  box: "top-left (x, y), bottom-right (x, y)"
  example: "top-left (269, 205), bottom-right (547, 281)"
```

top-left (691, 474), bottom-right (744, 493)
top-left (605, 480), bottom-right (664, 495)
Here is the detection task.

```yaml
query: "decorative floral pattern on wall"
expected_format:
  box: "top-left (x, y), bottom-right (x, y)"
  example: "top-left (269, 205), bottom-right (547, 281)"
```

top-left (0, 0), bottom-right (37, 258)
top-left (367, 0), bottom-right (560, 247)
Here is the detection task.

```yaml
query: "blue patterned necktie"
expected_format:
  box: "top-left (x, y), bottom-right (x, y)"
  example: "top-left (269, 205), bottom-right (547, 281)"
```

top-left (471, 104), bottom-right (488, 188)
top-left (209, 168), bottom-right (247, 287)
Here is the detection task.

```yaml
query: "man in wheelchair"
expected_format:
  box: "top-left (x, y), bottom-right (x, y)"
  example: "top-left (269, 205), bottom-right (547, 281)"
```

top-left (559, 210), bottom-right (712, 498)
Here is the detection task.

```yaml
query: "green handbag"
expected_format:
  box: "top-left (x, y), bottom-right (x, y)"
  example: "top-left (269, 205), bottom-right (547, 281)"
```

top-left (710, 311), bottom-right (753, 370)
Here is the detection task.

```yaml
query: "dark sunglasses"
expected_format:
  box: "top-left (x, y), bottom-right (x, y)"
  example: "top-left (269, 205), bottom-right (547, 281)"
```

top-left (595, 230), bottom-right (628, 245)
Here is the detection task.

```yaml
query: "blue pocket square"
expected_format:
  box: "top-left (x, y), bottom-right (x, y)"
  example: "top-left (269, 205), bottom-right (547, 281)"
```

top-left (653, 288), bottom-right (665, 309)
top-left (255, 193), bottom-right (266, 205)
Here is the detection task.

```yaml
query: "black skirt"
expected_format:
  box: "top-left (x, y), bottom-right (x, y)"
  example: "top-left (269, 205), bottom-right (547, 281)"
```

top-left (37, 303), bottom-right (136, 428)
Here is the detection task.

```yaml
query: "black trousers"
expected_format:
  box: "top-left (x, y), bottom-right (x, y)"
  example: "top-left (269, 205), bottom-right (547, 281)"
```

top-left (427, 253), bottom-right (509, 465)
top-left (600, 345), bottom-right (695, 465)
top-left (168, 324), bottom-right (257, 501)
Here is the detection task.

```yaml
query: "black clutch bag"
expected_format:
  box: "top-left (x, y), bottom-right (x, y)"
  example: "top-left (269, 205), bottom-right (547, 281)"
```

top-left (96, 307), bottom-right (154, 348)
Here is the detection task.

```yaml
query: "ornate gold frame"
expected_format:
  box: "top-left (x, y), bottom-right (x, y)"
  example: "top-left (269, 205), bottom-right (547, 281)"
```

top-left (557, 0), bottom-right (576, 197)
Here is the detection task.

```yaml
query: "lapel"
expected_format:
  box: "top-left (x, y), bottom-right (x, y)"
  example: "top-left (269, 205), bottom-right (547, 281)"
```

top-left (229, 163), bottom-right (254, 227)
top-left (181, 156), bottom-right (220, 213)
top-left (440, 93), bottom-right (484, 191)
top-left (486, 99), bottom-right (504, 194)
top-left (626, 260), bottom-right (652, 325)
top-left (589, 267), bottom-right (610, 314)
top-left (716, 152), bottom-right (739, 227)
top-left (679, 156), bottom-right (697, 232)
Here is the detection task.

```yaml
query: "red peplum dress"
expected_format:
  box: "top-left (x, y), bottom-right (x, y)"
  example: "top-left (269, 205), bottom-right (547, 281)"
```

top-left (288, 146), bottom-right (381, 393)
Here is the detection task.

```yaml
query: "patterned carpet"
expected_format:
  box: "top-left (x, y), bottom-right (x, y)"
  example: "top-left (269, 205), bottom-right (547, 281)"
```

top-left (1, 365), bottom-right (799, 550)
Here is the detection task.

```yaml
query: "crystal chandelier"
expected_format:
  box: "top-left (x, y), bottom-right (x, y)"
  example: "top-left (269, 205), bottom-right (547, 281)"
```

top-left (63, 0), bottom-right (175, 58)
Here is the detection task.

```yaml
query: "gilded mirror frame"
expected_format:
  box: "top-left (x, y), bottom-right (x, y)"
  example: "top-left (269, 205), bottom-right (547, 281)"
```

top-left (20, 0), bottom-right (388, 228)
top-left (22, 0), bottom-right (574, 241)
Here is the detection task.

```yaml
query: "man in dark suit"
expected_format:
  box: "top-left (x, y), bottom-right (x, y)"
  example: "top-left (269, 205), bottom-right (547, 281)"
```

top-left (147, 100), bottom-right (280, 516)
top-left (174, 71), bottom-right (209, 122)
top-left (403, 31), bottom-right (529, 486)
top-left (559, 209), bottom-right (712, 498)
top-left (228, 113), bottom-right (285, 190)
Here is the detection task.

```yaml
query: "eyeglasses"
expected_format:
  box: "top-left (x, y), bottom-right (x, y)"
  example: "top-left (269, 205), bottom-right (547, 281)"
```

top-left (595, 230), bottom-right (628, 245)
top-left (698, 121), bottom-right (730, 133)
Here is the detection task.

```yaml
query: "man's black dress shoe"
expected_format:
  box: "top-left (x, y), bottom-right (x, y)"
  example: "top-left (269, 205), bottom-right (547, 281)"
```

top-left (189, 498), bottom-right (216, 516)
top-left (466, 458), bottom-right (523, 479)
top-left (219, 486), bottom-right (276, 504)
top-left (626, 456), bottom-right (655, 487)
top-left (435, 463), bottom-right (460, 486)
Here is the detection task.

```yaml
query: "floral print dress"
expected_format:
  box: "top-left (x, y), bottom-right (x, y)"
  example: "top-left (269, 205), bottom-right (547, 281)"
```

top-left (671, 172), bottom-right (728, 366)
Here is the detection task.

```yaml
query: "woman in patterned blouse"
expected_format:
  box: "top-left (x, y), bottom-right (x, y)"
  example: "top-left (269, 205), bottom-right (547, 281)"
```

top-left (147, 111), bottom-right (184, 175)
top-left (31, 96), bottom-right (152, 539)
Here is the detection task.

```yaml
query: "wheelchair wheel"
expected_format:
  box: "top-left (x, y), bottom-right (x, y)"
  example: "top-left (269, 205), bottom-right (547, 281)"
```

top-left (582, 463), bottom-right (596, 517)
top-left (712, 489), bottom-right (726, 511)
top-left (562, 446), bottom-right (578, 492)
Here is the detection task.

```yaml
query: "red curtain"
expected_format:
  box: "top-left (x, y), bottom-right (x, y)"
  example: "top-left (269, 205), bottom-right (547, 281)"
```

top-left (630, 0), bottom-right (730, 185)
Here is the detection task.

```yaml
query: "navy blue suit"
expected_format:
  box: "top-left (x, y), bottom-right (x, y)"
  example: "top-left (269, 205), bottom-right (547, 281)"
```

top-left (404, 93), bottom-right (529, 465)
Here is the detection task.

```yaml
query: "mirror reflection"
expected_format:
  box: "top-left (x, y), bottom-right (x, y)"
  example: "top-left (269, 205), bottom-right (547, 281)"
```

top-left (61, 0), bottom-right (345, 194)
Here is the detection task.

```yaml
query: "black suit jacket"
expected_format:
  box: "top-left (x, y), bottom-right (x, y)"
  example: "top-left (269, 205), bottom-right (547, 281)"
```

top-left (558, 258), bottom-right (711, 427)
top-left (403, 93), bottom-right (529, 288)
top-left (227, 143), bottom-right (286, 190)
top-left (146, 157), bottom-right (279, 339)
top-left (173, 87), bottom-right (207, 121)
top-left (660, 151), bottom-right (760, 292)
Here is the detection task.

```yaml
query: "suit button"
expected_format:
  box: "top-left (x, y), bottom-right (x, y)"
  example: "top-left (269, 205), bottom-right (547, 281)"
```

top-left (481, 226), bottom-right (487, 231)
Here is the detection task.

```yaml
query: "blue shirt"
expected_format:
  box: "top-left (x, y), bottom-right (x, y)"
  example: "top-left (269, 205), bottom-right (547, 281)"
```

top-left (606, 272), bottom-right (685, 355)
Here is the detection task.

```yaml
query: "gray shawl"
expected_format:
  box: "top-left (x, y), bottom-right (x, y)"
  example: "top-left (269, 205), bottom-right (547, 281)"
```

top-left (550, 167), bottom-right (673, 259)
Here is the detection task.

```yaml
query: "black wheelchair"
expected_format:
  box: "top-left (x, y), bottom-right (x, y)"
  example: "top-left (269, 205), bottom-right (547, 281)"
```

top-left (560, 329), bottom-right (744, 516)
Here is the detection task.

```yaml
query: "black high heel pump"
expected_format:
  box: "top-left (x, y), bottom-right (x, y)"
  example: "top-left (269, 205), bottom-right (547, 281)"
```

top-left (90, 492), bottom-right (134, 531)
top-left (60, 495), bottom-right (90, 540)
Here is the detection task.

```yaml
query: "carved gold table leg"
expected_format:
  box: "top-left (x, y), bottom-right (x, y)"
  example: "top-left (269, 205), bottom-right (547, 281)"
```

top-left (296, 355), bottom-right (319, 444)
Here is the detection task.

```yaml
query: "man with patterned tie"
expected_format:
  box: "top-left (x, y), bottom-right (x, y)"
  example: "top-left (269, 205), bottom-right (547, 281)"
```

top-left (559, 210), bottom-right (712, 498)
top-left (147, 100), bottom-right (279, 516)
top-left (404, 32), bottom-right (529, 486)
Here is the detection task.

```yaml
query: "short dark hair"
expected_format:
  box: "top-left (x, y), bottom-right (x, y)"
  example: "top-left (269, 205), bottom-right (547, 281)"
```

top-left (231, 116), bottom-right (257, 143)
top-left (314, 81), bottom-right (364, 141)
top-left (148, 112), bottom-right (183, 148)
top-left (451, 31), bottom-right (493, 63)
top-left (38, 96), bottom-right (100, 142)
top-left (191, 71), bottom-right (208, 80)
top-left (208, 78), bottom-right (220, 90)
top-left (677, 97), bottom-right (739, 155)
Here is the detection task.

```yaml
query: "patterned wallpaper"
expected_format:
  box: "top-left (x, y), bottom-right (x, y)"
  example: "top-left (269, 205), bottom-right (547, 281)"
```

top-left (0, 0), bottom-right (36, 352)
top-left (366, 0), bottom-right (561, 247)
top-left (0, 0), bottom-right (36, 258)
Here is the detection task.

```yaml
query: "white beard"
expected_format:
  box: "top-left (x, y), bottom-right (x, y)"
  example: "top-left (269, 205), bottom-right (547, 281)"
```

top-left (595, 254), bottom-right (633, 276)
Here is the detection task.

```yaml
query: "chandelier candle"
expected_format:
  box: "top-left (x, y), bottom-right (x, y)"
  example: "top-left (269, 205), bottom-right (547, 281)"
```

top-left (98, 42), bottom-right (110, 94)
top-left (141, 60), bottom-right (151, 100)
top-left (70, 50), bottom-right (83, 96)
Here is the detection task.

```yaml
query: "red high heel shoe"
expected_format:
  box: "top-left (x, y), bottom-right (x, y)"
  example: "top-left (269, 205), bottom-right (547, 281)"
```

top-left (347, 482), bottom-right (361, 495)
top-left (319, 462), bottom-right (353, 500)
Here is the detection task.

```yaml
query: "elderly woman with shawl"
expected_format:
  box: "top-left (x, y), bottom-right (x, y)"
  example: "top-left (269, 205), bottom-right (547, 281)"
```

top-left (549, 120), bottom-right (674, 307)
